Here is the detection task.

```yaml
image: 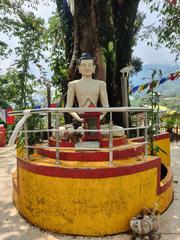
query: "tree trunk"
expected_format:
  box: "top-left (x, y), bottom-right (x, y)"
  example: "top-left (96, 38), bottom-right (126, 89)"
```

top-left (111, 0), bottom-right (140, 125)
top-left (56, 0), bottom-right (140, 126)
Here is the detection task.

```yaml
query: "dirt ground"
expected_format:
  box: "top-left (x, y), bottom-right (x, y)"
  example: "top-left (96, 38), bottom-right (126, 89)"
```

top-left (0, 143), bottom-right (180, 240)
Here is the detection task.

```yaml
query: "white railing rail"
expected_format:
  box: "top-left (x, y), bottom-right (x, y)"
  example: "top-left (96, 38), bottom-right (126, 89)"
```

top-left (9, 107), bottom-right (151, 165)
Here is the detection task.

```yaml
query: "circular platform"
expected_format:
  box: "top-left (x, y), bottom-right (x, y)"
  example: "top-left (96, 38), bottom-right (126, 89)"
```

top-left (13, 133), bottom-right (173, 236)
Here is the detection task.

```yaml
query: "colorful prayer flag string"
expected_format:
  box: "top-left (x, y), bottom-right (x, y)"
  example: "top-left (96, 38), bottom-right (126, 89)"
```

top-left (130, 70), bottom-right (180, 94)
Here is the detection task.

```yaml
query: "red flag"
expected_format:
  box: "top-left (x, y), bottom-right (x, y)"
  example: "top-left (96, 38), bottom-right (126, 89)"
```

top-left (50, 103), bottom-right (58, 108)
top-left (6, 108), bottom-right (15, 125)
top-left (168, 73), bottom-right (177, 81)
top-left (167, 0), bottom-right (176, 5)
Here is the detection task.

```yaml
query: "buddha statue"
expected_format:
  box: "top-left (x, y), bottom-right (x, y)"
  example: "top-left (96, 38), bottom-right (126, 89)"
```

top-left (66, 52), bottom-right (124, 138)
top-left (66, 52), bottom-right (109, 122)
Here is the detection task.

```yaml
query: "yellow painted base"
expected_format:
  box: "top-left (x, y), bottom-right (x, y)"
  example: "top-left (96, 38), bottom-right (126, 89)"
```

top-left (13, 132), bottom-right (173, 236)
top-left (13, 158), bottom-right (173, 236)
top-left (154, 136), bottom-right (170, 166)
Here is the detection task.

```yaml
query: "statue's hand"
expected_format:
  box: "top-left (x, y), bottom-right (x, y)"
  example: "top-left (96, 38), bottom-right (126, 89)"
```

top-left (70, 112), bottom-right (84, 123)
top-left (79, 117), bottom-right (84, 123)
top-left (100, 113), bottom-right (106, 121)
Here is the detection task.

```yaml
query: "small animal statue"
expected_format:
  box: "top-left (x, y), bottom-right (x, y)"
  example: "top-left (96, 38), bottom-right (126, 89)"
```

top-left (130, 208), bottom-right (161, 240)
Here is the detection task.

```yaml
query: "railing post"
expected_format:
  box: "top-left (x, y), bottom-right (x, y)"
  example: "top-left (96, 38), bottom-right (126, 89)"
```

top-left (137, 128), bottom-right (140, 137)
top-left (109, 112), bottom-right (113, 166)
top-left (144, 111), bottom-right (148, 156)
top-left (55, 113), bottom-right (60, 165)
top-left (24, 120), bottom-right (29, 159)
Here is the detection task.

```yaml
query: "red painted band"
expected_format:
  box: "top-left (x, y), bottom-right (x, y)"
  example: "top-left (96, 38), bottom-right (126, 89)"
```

top-left (153, 132), bottom-right (170, 141)
top-left (130, 137), bottom-right (144, 143)
top-left (17, 157), bottom-right (160, 178)
top-left (37, 145), bottom-right (144, 162)
top-left (130, 132), bottom-right (170, 143)
top-left (17, 157), bottom-right (173, 196)
top-left (49, 138), bottom-right (74, 148)
top-left (158, 169), bottom-right (173, 194)
top-left (48, 137), bottom-right (128, 148)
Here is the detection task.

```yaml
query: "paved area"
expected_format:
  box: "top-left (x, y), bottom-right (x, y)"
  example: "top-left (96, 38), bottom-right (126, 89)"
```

top-left (0, 143), bottom-right (180, 240)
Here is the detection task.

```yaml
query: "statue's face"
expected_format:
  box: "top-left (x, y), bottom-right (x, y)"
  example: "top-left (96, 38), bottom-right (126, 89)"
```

top-left (78, 59), bottom-right (95, 77)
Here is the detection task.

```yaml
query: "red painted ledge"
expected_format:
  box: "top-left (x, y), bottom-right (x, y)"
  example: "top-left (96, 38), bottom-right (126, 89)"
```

top-left (37, 145), bottom-right (144, 161)
top-left (153, 132), bottom-right (170, 141)
top-left (158, 168), bottom-right (173, 195)
top-left (17, 157), bottom-right (173, 196)
top-left (48, 136), bottom-right (128, 148)
top-left (17, 156), bottom-right (159, 179)
top-left (130, 132), bottom-right (170, 143)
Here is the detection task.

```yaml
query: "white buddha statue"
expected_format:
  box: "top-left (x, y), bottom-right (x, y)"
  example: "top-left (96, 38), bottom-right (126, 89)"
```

top-left (66, 52), bottom-right (124, 138)
top-left (66, 52), bottom-right (109, 122)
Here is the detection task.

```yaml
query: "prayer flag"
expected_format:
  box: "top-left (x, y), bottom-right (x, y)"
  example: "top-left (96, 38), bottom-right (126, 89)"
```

top-left (143, 83), bottom-right (149, 90)
top-left (168, 73), bottom-right (177, 81)
top-left (167, 0), bottom-right (176, 5)
top-left (159, 77), bottom-right (167, 85)
top-left (138, 84), bottom-right (144, 92)
top-left (130, 85), bottom-right (139, 94)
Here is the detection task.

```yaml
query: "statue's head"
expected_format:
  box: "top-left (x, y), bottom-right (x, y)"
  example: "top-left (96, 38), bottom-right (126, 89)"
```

top-left (78, 52), bottom-right (95, 77)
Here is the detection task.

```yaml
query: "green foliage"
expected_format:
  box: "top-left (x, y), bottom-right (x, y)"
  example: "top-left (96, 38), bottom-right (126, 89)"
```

top-left (27, 114), bottom-right (44, 154)
top-left (0, 41), bottom-right (12, 59)
top-left (0, 99), bottom-right (10, 109)
top-left (0, 118), bottom-right (6, 127)
top-left (131, 57), bottom-right (143, 73)
top-left (0, 68), bottom-right (36, 109)
top-left (0, 0), bottom-right (46, 55)
top-left (13, 12), bottom-right (48, 109)
top-left (142, 0), bottom-right (180, 59)
top-left (146, 69), bottom-right (162, 155)
top-left (0, 69), bottom-right (23, 107)
top-left (16, 113), bottom-right (45, 154)
top-left (150, 144), bottom-right (167, 156)
top-left (157, 2), bottom-right (180, 59)
top-left (161, 97), bottom-right (180, 113)
top-left (163, 112), bottom-right (178, 132)
top-left (15, 132), bottom-right (25, 153)
top-left (165, 117), bottom-right (176, 130)
top-left (132, 11), bottom-right (146, 47)
top-left (13, 11), bottom-right (46, 64)
top-left (45, 12), bottom-right (67, 104)
top-left (0, 1), bottom-right (49, 109)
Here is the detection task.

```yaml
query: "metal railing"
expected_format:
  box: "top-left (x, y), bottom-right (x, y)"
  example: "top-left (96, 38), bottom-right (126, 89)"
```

top-left (9, 107), bottom-right (151, 165)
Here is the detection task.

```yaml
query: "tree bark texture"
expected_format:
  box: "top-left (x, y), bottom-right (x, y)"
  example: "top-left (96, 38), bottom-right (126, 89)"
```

top-left (56, 0), bottom-right (140, 125)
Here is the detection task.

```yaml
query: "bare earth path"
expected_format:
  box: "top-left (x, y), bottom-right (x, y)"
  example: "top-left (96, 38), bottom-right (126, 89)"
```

top-left (0, 144), bottom-right (180, 240)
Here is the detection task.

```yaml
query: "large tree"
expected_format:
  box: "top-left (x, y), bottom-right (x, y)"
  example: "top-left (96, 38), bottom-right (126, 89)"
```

top-left (55, 0), bottom-right (179, 125)
top-left (55, 0), bottom-right (141, 125)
